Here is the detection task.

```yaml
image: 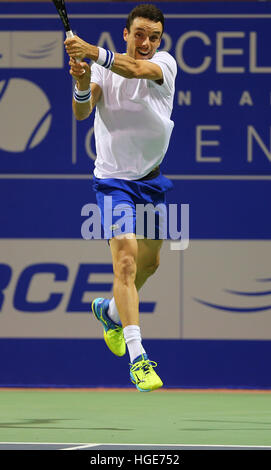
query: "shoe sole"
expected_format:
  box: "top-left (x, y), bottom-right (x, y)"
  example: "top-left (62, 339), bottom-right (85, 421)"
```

top-left (91, 299), bottom-right (126, 357)
top-left (130, 375), bottom-right (163, 392)
top-left (104, 330), bottom-right (125, 357)
top-left (91, 299), bottom-right (101, 322)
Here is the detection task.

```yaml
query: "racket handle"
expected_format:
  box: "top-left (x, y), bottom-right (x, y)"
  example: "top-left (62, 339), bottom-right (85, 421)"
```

top-left (66, 30), bottom-right (74, 39)
top-left (66, 30), bottom-right (81, 65)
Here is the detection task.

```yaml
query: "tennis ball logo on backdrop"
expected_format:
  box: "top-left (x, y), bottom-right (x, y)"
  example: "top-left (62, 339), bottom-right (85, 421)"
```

top-left (0, 78), bottom-right (52, 153)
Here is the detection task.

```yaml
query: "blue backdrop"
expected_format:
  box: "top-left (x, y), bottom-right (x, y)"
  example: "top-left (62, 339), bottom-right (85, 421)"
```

top-left (0, 1), bottom-right (270, 388)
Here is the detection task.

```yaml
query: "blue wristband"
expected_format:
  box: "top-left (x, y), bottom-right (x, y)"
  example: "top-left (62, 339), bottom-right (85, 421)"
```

top-left (73, 85), bottom-right (91, 103)
top-left (96, 47), bottom-right (115, 70)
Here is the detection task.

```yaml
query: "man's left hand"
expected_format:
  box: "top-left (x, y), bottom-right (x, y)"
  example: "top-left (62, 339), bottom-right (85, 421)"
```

top-left (64, 35), bottom-right (90, 60)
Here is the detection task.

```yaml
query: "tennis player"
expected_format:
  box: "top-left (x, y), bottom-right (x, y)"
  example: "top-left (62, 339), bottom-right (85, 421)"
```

top-left (65, 3), bottom-right (177, 392)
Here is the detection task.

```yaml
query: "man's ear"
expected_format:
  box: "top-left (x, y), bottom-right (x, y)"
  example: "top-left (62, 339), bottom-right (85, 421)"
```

top-left (123, 27), bottom-right (128, 43)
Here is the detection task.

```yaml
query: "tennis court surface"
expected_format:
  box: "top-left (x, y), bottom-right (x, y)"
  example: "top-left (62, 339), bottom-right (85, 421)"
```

top-left (1, 388), bottom-right (271, 451)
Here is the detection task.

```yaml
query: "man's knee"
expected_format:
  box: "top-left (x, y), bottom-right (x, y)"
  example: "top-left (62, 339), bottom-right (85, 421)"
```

top-left (114, 251), bottom-right (137, 284)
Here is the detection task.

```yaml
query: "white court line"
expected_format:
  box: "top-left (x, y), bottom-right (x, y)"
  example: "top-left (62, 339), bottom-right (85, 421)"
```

top-left (94, 443), bottom-right (271, 449)
top-left (62, 443), bottom-right (100, 450)
top-left (0, 441), bottom-right (271, 449)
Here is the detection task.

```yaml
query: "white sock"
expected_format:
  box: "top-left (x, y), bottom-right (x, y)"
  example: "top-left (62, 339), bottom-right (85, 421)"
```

top-left (123, 325), bottom-right (146, 363)
top-left (108, 298), bottom-right (121, 325)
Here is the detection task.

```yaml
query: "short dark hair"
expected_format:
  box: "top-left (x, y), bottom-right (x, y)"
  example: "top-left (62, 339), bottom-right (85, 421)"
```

top-left (126, 4), bottom-right (164, 35)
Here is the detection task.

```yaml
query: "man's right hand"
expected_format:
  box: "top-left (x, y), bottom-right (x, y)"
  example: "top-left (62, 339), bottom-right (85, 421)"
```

top-left (69, 57), bottom-right (91, 90)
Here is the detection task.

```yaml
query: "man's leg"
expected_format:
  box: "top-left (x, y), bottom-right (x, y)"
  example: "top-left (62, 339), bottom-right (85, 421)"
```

top-left (135, 238), bottom-right (163, 291)
top-left (110, 237), bottom-right (163, 321)
top-left (92, 233), bottom-right (164, 390)
top-left (110, 234), bottom-right (139, 327)
top-left (108, 238), bottom-right (163, 323)
top-left (109, 234), bottom-right (163, 391)
top-left (110, 233), bottom-right (146, 365)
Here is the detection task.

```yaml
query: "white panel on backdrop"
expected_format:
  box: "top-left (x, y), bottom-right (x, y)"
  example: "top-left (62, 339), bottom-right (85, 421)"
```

top-left (0, 31), bottom-right (63, 69)
top-left (182, 240), bottom-right (271, 339)
top-left (0, 78), bottom-right (52, 152)
top-left (0, 32), bottom-right (10, 68)
top-left (12, 32), bottom-right (63, 68)
top-left (0, 239), bottom-right (181, 339)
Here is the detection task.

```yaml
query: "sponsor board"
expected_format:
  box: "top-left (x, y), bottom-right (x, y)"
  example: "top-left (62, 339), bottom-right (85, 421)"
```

top-left (0, 239), bottom-right (181, 338)
top-left (0, 3), bottom-right (270, 342)
top-left (182, 240), bottom-right (271, 339)
top-left (0, 5), bottom-right (271, 175)
top-left (3, 238), bottom-right (271, 340)
top-left (0, 31), bottom-right (63, 69)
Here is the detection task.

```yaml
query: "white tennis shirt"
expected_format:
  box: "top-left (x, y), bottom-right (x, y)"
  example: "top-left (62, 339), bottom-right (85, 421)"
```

top-left (91, 51), bottom-right (177, 180)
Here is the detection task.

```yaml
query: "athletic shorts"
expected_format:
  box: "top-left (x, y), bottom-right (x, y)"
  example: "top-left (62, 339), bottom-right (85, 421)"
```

top-left (92, 172), bottom-right (173, 240)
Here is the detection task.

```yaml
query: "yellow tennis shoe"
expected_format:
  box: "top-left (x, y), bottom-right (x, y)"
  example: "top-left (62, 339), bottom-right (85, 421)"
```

top-left (91, 297), bottom-right (126, 357)
top-left (130, 354), bottom-right (163, 392)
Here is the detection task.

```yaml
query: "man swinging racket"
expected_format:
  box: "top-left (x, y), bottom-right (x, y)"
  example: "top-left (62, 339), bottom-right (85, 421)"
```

top-left (65, 3), bottom-right (177, 392)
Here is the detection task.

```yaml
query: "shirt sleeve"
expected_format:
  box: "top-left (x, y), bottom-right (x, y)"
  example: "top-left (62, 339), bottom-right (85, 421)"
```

top-left (90, 62), bottom-right (104, 88)
top-left (148, 51), bottom-right (177, 95)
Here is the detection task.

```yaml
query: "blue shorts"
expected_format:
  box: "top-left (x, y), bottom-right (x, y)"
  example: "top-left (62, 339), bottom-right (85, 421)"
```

top-left (92, 173), bottom-right (173, 240)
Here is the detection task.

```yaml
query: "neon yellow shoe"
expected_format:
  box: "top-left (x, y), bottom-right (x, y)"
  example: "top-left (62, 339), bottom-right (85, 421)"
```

top-left (130, 354), bottom-right (163, 392)
top-left (91, 298), bottom-right (126, 357)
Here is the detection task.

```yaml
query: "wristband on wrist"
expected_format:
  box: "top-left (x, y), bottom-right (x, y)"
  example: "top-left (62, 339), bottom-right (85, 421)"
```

top-left (96, 47), bottom-right (115, 69)
top-left (73, 84), bottom-right (91, 103)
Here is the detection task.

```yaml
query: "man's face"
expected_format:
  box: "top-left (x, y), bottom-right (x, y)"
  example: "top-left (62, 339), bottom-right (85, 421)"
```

top-left (123, 17), bottom-right (163, 61)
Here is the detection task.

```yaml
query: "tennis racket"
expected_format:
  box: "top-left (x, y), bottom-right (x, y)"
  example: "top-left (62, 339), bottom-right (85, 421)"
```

top-left (52, 0), bottom-right (83, 66)
top-left (52, 0), bottom-right (74, 39)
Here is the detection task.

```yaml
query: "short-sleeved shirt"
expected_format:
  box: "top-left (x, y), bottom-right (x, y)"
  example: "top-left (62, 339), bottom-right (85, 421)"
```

top-left (90, 51), bottom-right (177, 180)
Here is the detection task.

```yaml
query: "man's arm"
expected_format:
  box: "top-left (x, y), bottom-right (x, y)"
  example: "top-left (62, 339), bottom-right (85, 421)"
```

top-left (65, 36), bottom-right (163, 81)
top-left (111, 54), bottom-right (163, 81)
top-left (69, 57), bottom-right (102, 121)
